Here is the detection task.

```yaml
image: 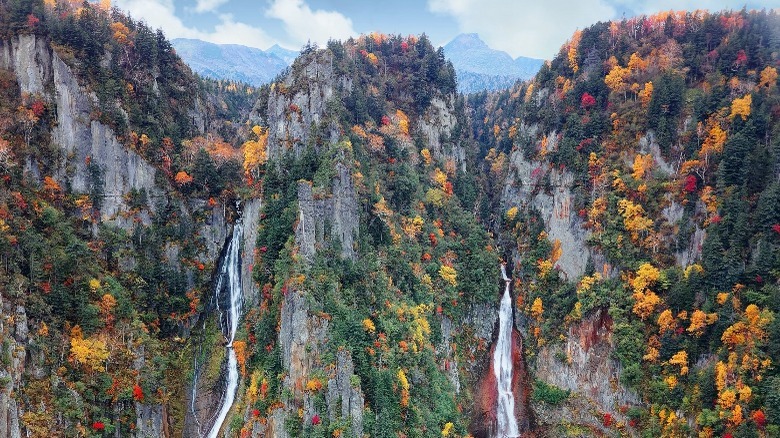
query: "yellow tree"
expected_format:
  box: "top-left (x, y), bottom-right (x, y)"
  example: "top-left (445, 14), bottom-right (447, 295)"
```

top-left (638, 81), bottom-right (653, 106)
top-left (631, 153), bottom-right (653, 180)
top-left (758, 66), bottom-right (777, 90)
top-left (627, 52), bottom-right (647, 74)
top-left (631, 263), bottom-right (662, 319)
top-left (729, 93), bottom-right (752, 121)
top-left (567, 30), bottom-right (581, 73)
top-left (439, 265), bottom-right (457, 286)
top-left (530, 297), bottom-right (544, 320)
top-left (605, 64), bottom-right (630, 99)
top-left (618, 199), bottom-right (653, 242)
top-left (242, 125), bottom-right (268, 180)
top-left (397, 369), bottom-right (410, 408)
top-left (70, 329), bottom-right (110, 372)
top-left (233, 340), bottom-right (248, 376)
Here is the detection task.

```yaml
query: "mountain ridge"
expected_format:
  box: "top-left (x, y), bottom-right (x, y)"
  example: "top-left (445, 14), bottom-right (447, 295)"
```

top-left (171, 38), bottom-right (295, 86)
top-left (444, 33), bottom-right (544, 93)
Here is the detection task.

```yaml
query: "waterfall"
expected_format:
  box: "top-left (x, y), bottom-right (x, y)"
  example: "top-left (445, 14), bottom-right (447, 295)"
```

top-left (207, 221), bottom-right (243, 438)
top-left (494, 264), bottom-right (519, 438)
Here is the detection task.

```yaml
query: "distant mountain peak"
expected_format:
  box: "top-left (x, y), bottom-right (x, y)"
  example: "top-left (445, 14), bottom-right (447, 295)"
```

top-left (171, 38), bottom-right (293, 86)
top-left (443, 33), bottom-right (544, 93)
top-left (448, 33), bottom-right (490, 49)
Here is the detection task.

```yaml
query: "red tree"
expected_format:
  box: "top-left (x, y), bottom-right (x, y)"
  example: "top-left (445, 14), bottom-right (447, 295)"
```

top-left (753, 410), bottom-right (767, 428)
top-left (133, 384), bottom-right (144, 402)
top-left (581, 92), bottom-right (596, 109)
top-left (683, 175), bottom-right (697, 193)
top-left (26, 14), bottom-right (40, 28)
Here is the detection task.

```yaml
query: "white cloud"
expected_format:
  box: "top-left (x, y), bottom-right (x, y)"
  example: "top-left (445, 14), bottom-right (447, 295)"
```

top-left (193, 0), bottom-right (228, 13)
top-left (265, 0), bottom-right (356, 48)
top-left (429, 0), bottom-right (616, 59)
top-left (113, 0), bottom-right (275, 48)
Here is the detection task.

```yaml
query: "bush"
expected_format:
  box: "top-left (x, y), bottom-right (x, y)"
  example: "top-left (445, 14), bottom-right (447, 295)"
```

top-left (531, 380), bottom-right (570, 405)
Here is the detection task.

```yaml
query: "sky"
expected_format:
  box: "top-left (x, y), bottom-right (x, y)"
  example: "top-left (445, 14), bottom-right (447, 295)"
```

top-left (112, 0), bottom-right (780, 59)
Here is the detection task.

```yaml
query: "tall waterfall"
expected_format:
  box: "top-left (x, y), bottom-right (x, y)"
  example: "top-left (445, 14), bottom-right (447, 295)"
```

top-left (494, 264), bottom-right (519, 438)
top-left (207, 221), bottom-right (243, 438)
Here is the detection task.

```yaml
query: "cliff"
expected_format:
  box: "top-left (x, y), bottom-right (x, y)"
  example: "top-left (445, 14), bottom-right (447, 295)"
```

top-left (474, 9), bottom-right (780, 437)
top-left (238, 35), bottom-right (504, 438)
top-left (0, 7), bottom-right (260, 436)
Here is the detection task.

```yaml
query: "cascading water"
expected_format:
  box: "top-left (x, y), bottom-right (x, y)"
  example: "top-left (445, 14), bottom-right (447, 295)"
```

top-left (494, 264), bottom-right (520, 438)
top-left (206, 221), bottom-right (243, 438)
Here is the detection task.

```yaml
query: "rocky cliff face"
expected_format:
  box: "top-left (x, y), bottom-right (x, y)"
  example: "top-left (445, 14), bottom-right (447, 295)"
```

top-left (1, 35), bottom-right (166, 228)
top-left (294, 162), bottom-right (359, 262)
top-left (0, 291), bottom-right (24, 438)
top-left (418, 96), bottom-right (466, 170)
top-left (498, 126), bottom-right (633, 431)
top-left (262, 55), bottom-right (340, 161)
top-left (533, 309), bottom-right (640, 432)
top-left (502, 126), bottom-right (594, 281)
top-left (0, 33), bottom-right (261, 437)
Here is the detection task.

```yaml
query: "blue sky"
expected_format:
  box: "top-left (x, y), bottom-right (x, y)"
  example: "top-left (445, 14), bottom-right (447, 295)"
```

top-left (112, 0), bottom-right (780, 59)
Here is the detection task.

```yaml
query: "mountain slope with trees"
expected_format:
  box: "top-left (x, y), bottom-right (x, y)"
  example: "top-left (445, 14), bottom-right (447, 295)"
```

top-left (0, 1), bottom-right (779, 437)
top-left (474, 8), bottom-right (780, 436)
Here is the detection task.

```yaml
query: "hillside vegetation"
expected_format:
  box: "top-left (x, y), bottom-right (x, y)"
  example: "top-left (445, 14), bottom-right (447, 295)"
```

top-left (475, 9), bottom-right (780, 437)
top-left (0, 1), bottom-right (779, 437)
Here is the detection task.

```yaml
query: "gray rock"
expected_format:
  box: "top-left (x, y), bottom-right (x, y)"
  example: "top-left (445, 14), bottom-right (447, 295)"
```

top-left (503, 146), bottom-right (591, 280)
top-left (534, 309), bottom-right (639, 420)
top-left (417, 96), bottom-right (465, 171)
top-left (51, 53), bottom-right (166, 227)
top-left (134, 402), bottom-right (164, 438)
top-left (437, 316), bottom-right (461, 393)
top-left (266, 57), bottom-right (336, 160)
top-left (0, 293), bottom-right (23, 438)
top-left (326, 350), bottom-right (364, 438)
top-left (241, 198), bottom-right (263, 306)
top-left (279, 290), bottom-right (328, 399)
top-left (0, 35), bottom-right (50, 95)
top-left (294, 165), bottom-right (359, 264)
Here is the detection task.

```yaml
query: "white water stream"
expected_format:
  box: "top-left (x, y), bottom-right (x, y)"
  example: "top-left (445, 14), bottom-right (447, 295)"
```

top-left (206, 222), bottom-right (243, 438)
top-left (494, 264), bottom-right (519, 438)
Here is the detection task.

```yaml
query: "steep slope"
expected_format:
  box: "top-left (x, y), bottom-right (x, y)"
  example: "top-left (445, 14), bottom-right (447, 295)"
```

top-left (473, 9), bottom-right (780, 437)
top-left (0, 1), bottom-right (261, 436)
top-left (444, 33), bottom-right (543, 93)
top-left (172, 38), bottom-right (293, 86)
top-left (231, 34), bottom-right (508, 438)
top-left (2, 2), bottom-right (779, 437)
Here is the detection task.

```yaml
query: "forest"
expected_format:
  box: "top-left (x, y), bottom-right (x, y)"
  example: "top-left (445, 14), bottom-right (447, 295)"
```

top-left (0, 0), bottom-right (778, 437)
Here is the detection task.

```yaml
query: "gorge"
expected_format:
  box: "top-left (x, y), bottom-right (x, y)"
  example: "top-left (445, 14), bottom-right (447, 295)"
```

top-left (0, 3), bottom-right (779, 438)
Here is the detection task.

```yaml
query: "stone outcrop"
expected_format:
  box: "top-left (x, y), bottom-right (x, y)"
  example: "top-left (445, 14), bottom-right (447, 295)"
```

top-left (325, 350), bottom-right (364, 438)
top-left (418, 96), bottom-right (465, 170)
top-left (533, 309), bottom-right (640, 428)
top-left (0, 35), bottom-right (173, 232)
top-left (241, 198), bottom-right (263, 306)
top-left (0, 291), bottom-right (24, 438)
top-left (294, 162), bottom-right (359, 263)
top-left (502, 134), bottom-right (592, 280)
top-left (264, 56), bottom-right (337, 160)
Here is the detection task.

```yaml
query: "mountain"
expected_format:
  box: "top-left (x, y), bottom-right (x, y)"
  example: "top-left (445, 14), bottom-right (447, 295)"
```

top-left (443, 33), bottom-right (544, 93)
top-left (265, 43), bottom-right (299, 65)
top-left (171, 38), bottom-right (294, 85)
top-left (2, 3), bottom-right (780, 438)
top-left (472, 9), bottom-right (780, 436)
